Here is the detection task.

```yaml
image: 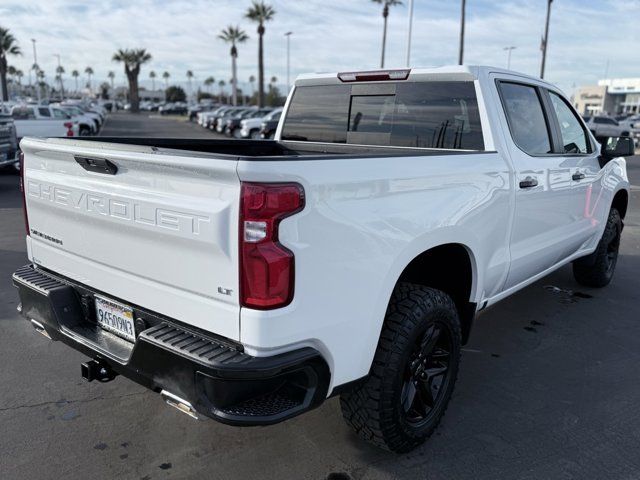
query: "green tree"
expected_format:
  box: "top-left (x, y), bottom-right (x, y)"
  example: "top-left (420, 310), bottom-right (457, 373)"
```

top-left (218, 79), bottom-right (226, 103)
top-left (204, 76), bottom-right (215, 93)
top-left (162, 71), bottom-right (170, 89)
top-left (218, 26), bottom-right (248, 106)
top-left (71, 69), bottom-right (79, 91)
top-left (165, 85), bottom-right (186, 102)
top-left (99, 82), bottom-right (110, 99)
top-left (0, 27), bottom-right (21, 101)
top-left (112, 48), bottom-right (152, 112)
top-left (55, 65), bottom-right (65, 97)
top-left (245, 1), bottom-right (275, 107)
top-left (371, 0), bottom-right (403, 68)
top-left (149, 70), bottom-right (156, 90)
top-left (84, 66), bottom-right (94, 92)
top-left (107, 70), bottom-right (115, 90)
top-left (186, 70), bottom-right (194, 102)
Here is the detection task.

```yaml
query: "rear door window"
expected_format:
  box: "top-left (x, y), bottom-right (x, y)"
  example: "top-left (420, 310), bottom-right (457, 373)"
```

top-left (498, 82), bottom-right (552, 155)
top-left (281, 81), bottom-right (484, 149)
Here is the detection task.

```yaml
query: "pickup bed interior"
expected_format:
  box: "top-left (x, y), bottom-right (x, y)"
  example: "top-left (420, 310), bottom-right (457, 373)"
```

top-left (72, 137), bottom-right (489, 160)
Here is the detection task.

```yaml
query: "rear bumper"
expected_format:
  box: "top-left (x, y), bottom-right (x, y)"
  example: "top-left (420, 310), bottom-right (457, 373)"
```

top-left (12, 264), bottom-right (330, 425)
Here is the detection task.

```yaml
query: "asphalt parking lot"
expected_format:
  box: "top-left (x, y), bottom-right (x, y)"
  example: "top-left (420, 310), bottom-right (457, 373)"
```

top-left (2, 112), bottom-right (640, 480)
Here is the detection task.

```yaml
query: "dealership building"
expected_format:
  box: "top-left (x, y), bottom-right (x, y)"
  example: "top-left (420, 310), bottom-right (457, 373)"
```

top-left (573, 78), bottom-right (640, 116)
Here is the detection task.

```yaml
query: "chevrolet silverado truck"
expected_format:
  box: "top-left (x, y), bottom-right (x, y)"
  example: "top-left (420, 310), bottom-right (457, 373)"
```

top-left (12, 66), bottom-right (634, 452)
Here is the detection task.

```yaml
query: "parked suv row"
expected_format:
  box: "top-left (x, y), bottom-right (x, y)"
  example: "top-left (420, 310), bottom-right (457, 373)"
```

top-left (194, 104), bottom-right (284, 139)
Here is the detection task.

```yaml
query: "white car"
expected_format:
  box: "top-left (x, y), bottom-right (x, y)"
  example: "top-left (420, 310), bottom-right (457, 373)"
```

top-left (239, 108), bottom-right (283, 139)
top-left (9, 105), bottom-right (79, 140)
top-left (13, 66), bottom-right (633, 453)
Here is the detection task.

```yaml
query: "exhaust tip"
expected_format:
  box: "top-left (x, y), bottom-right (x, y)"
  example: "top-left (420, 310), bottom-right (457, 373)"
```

top-left (161, 390), bottom-right (199, 420)
top-left (30, 319), bottom-right (51, 339)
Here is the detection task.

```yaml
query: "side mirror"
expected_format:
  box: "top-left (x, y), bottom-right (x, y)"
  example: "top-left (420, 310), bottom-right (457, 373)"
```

top-left (600, 136), bottom-right (635, 164)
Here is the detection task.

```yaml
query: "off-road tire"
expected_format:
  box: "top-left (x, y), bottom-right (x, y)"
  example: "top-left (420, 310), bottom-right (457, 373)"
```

top-left (573, 207), bottom-right (622, 288)
top-left (340, 283), bottom-right (461, 453)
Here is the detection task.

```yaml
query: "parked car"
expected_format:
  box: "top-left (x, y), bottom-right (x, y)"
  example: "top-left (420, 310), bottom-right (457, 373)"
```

top-left (13, 66), bottom-right (634, 453)
top-left (616, 114), bottom-right (640, 147)
top-left (49, 104), bottom-right (97, 136)
top-left (225, 108), bottom-right (272, 138)
top-left (9, 105), bottom-right (79, 140)
top-left (259, 116), bottom-right (280, 139)
top-left (582, 115), bottom-right (630, 140)
top-left (159, 103), bottom-right (188, 115)
top-left (240, 108), bottom-right (282, 139)
top-left (214, 107), bottom-right (253, 133)
top-left (0, 112), bottom-right (19, 171)
top-left (218, 107), bottom-right (259, 135)
top-left (60, 103), bottom-right (105, 131)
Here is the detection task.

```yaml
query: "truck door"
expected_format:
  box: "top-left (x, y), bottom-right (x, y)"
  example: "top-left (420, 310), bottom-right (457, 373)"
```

top-left (495, 80), bottom-right (577, 290)
top-left (545, 89), bottom-right (606, 251)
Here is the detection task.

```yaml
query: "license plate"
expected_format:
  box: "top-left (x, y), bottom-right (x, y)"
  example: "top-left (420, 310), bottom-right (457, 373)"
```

top-left (94, 295), bottom-right (136, 342)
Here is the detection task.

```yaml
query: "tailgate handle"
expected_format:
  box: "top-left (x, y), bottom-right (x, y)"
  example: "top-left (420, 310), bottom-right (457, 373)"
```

top-left (75, 156), bottom-right (118, 175)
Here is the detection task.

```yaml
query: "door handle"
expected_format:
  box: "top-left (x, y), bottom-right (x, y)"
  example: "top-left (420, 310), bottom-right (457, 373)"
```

top-left (519, 176), bottom-right (538, 189)
top-left (572, 172), bottom-right (586, 181)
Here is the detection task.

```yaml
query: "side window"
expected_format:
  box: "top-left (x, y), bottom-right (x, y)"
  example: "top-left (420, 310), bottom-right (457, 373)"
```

top-left (548, 91), bottom-right (590, 154)
top-left (499, 82), bottom-right (551, 155)
top-left (52, 109), bottom-right (68, 119)
top-left (38, 107), bottom-right (51, 117)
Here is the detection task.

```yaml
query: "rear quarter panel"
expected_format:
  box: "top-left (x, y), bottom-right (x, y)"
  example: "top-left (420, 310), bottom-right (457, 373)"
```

top-left (237, 152), bottom-right (512, 389)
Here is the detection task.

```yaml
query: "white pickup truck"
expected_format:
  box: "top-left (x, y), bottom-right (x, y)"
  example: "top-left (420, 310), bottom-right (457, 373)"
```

top-left (13, 66), bottom-right (634, 452)
top-left (10, 105), bottom-right (79, 140)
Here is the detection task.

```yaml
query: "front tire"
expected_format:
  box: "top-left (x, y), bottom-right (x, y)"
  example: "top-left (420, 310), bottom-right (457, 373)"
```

top-left (340, 283), bottom-right (461, 453)
top-left (573, 208), bottom-right (622, 288)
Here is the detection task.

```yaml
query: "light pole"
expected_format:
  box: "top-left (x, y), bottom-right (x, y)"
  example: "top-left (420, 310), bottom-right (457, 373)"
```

top-left (285, 31), bottom-right (292, 93)
top-left (31, 38), bottom-right (41, 103)
top-left (458, 0), bottom-right (466, 65)
top-left (503, 46), bottom-right (516, 69)
top-left (406, 0), bottom-right (414, 67)
top-left (540, 0), bottom-right (553, 79)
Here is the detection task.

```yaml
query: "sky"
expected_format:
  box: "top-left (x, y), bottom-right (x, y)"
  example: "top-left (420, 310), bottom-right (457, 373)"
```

top-left (1, 0), bottom-right (639, 97)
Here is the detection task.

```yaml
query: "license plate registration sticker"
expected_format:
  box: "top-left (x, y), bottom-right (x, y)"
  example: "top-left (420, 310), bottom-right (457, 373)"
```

top-left (94, 295), bottom-right (136, 343)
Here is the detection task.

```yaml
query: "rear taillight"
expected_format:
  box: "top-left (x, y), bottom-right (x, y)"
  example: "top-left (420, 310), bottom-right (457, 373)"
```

top-left (64, 121), bottom-right (74, 137)
top-left (239, 182), bottom-right (305, 309)
top-left (19, 152), bottom-right (29, 236)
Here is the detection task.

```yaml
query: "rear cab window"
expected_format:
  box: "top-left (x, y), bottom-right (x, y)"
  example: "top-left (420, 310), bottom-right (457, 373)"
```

top-left (281, 81), bottom-right (485, 150)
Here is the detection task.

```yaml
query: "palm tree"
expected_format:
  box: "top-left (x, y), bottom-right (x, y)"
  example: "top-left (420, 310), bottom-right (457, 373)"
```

top-left (162, 71), bottom-right (170, 89)
top-left (249, 74), bottom-right (256, 96)
top-left (218, 79), bottom-right (226, 103)
top-left (112, 48), bottom-right (152, 112)
top-left (55, 65), bottom-right (65, 97)
top-left (204, 76), bottom-right (215, 93)
top-left (0, 27), bottom-right (21, 101)
top-left (36, 69), bottom-right (46, 99)
top-left (218, 25), bottom-right (248, 106)
top-left (245, 1), bottom-right (275, 108)
top-left (149, 70), bottom-right (156, 90)
top-left (15, 68), bottom-right (23, 94)
top-left (371, 0), bottom-right (403, 68)
top-left (107, 70), bottom-right (115, 91)
top-left (71, 69), bottom-right (79, 92)
top-left (84, 66), bottom-right (94, 92)
top-left (186, 70), bottom-right (194, 102)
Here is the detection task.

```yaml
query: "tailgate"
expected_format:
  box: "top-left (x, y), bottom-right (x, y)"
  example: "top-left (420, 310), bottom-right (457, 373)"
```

top-left (20, 138), bottom-right (241, 340)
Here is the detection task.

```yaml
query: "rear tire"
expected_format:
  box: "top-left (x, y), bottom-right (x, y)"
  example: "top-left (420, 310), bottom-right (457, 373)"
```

top-left (573, 208), bottom-right (622, 288)
top-left (340, 283), bottom-right (461, 453)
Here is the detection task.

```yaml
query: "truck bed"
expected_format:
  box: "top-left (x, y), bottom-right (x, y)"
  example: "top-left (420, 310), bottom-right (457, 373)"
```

top-left (70, 137), bottom-right (487, 160)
